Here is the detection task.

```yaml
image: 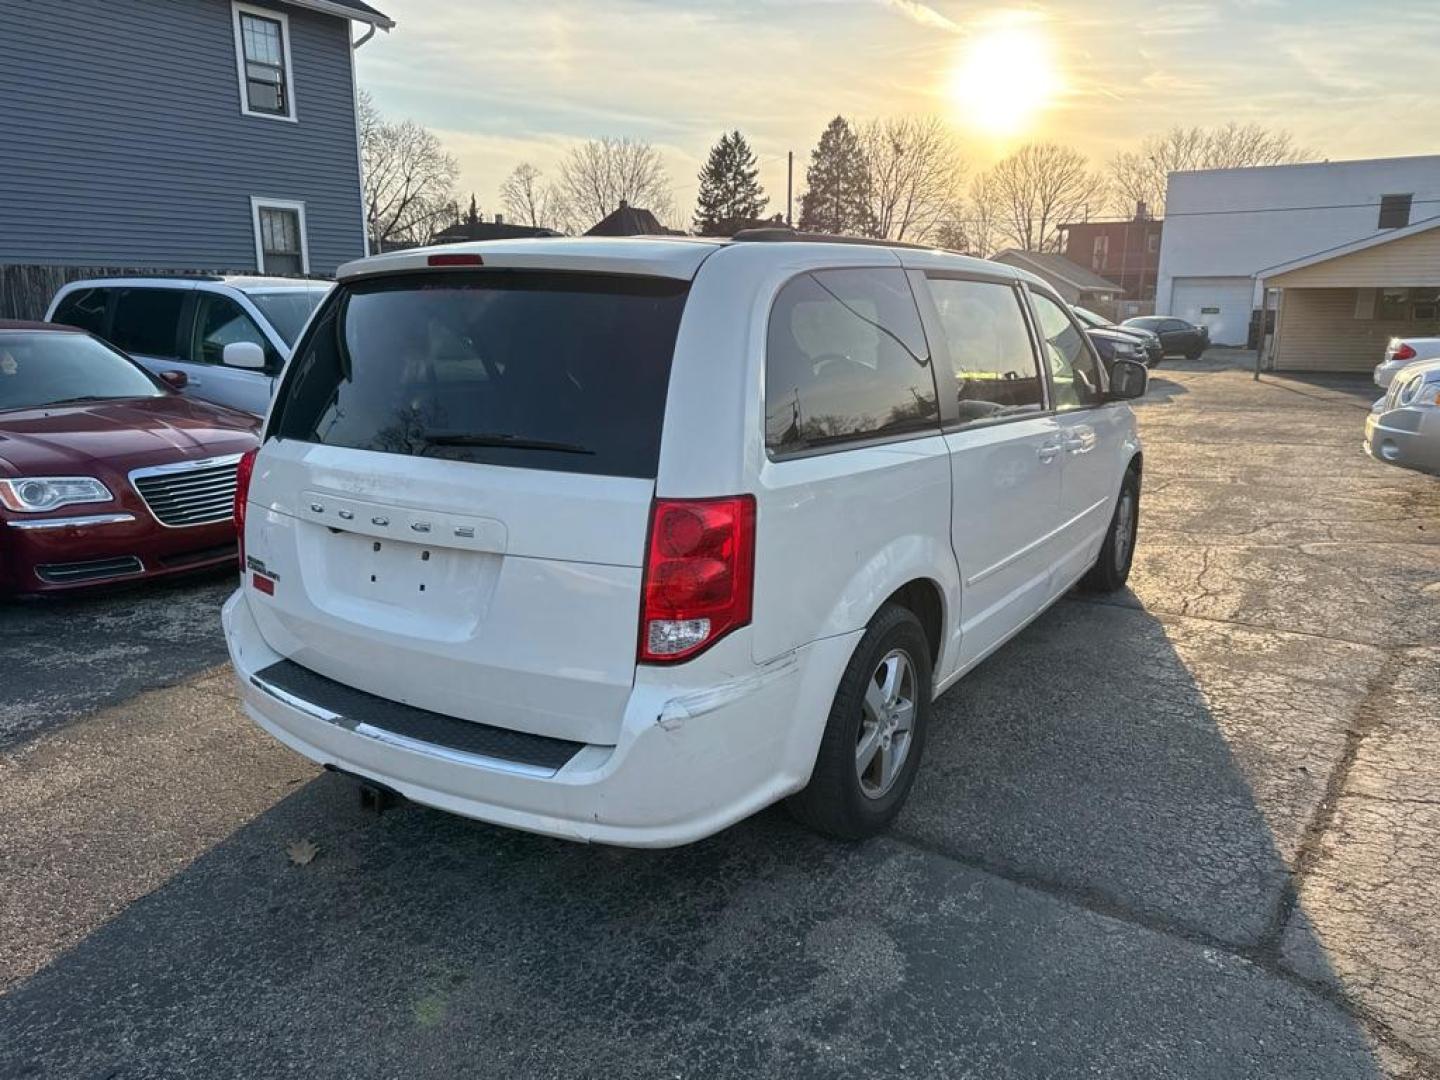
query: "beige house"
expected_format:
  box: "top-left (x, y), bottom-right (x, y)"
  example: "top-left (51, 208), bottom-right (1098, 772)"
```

top-left (1258, 215), bottom-right (1440, 372)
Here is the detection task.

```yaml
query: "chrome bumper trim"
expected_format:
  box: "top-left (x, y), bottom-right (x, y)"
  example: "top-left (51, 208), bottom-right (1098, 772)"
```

top-left (7, 513), bottom-right (137, 531)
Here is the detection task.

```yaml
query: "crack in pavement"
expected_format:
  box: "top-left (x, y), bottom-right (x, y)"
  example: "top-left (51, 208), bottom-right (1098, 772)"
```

top-left (1262, 648), bottom-right (1409, 951)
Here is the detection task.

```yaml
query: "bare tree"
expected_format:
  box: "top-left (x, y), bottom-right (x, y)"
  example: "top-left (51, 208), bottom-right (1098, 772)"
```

top-left (860, 116), bottom-right (966, 243)
top-left (935, 172), bottom-right (1002, 256)
top-left (360, 91), bottom-right (460, 251)
top-left (499, 163), bottom-right (563, 231)
top-left (966, 172), bottom-right (1008, 258)
top-left (985, 143), bottom-right (1104, 252)
top-left (555, 137), bottom-right (674, 229)
top-left (1108, 123), bottom-right (1314, 217)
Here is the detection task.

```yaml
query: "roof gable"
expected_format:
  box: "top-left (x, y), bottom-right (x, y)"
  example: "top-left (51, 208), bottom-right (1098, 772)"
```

top-left (585, 203), bottom-right (680, 237)
top-left (992, 249), bottom-right (1123, 293)
top-left (1261, 214), bottom-right (1440, 284)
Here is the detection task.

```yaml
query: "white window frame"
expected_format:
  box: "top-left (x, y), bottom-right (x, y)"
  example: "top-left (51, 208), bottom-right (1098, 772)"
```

top-left (232, 2), bottom-right (298, 122)
top-left (250, 197), bottom-right (310, 275)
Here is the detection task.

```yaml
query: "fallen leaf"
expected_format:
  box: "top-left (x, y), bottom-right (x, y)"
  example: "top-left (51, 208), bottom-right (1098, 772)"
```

top-left (287, 839), bottom-right (319, 866)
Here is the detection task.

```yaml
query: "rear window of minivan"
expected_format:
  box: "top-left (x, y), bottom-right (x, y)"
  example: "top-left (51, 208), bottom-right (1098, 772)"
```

top-left (270, 271), bottom-right (690, 479)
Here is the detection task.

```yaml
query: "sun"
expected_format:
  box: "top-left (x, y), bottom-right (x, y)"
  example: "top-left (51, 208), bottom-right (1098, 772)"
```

top-left (949, 21), bottom-right (1062, 137)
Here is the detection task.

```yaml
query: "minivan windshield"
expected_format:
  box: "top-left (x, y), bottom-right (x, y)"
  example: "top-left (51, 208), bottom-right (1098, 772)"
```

top-left (246, 287), bottom-right (330, 345)
top-left (271, 271), bottom-right (690, 478)
top-left (0, 331), bottom-right (164, 412)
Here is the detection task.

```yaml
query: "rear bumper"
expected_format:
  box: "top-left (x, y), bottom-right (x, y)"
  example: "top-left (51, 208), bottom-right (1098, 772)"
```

top-left (224, 589), bottom-right (860, 847)
top-left (0, 512), bottom-right (237, 594)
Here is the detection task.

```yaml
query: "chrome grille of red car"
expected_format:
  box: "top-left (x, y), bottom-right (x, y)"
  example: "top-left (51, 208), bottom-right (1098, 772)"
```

top-left (130, 454), bottom-right (243, 528)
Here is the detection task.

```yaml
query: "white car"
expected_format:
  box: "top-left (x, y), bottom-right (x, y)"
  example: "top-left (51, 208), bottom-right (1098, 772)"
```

top-left (46, 276), bottom-right (331, 416)
top-left (1366, 358), bottom-right (1440, 475)
top-left (224, 235), bottom-right (1148, 847)
top-left (1374, 337), bottom-right (1440, 390)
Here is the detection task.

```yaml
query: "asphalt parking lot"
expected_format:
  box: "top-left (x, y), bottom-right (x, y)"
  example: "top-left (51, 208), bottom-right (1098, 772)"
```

top-left (3, 352), bottom-right (1438, 1079)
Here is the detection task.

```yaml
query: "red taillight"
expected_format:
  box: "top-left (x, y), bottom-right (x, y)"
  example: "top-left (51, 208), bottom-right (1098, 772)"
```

top-left (427, 252), bottom-right (484, 267)
top-left (1394, 342), bottom-right (1417, 362)
top-left (639, 496), bottom-right (756, 664)
top-left (234, 447), bottom-right (258, 567)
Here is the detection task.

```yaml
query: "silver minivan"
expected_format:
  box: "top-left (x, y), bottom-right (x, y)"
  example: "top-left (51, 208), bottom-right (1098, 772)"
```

top-left (46, 276), bottom-right (330, 416)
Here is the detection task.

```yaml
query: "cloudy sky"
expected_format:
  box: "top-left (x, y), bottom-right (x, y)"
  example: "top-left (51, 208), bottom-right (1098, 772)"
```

top-left (356, 0), bottom-right (1439, 223)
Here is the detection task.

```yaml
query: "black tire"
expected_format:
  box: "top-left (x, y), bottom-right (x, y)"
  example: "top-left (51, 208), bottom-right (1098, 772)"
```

top-left (1080, 467), bottom-right (1140, 593)
top-left (786, 604), bottom-right (932, 840)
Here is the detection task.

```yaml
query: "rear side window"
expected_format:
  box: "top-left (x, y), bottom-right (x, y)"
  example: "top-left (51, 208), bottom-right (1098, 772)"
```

top-left (765, 267), bottom-right (937, 455)
top-left (925, 278), bottom-right (1043, 425)
top-left (52, 288), bottom-right (109, 334)
top-left (110, 289), bottom-right (185, 358)
top-left (272, 271), bottom-right (689, 479)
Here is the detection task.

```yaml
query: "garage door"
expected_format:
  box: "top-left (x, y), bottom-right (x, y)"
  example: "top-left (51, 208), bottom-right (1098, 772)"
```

top-left (1170, 277), bottom-right (1255, 347)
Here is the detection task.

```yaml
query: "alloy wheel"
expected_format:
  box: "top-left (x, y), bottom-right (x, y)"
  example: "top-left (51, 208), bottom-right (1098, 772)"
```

top-left (856, 649), bottom-right (917, 799)
top-left (1114, 491), bottom-right (1136, 573)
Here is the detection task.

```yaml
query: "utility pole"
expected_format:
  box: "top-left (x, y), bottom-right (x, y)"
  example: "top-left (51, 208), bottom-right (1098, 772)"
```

top-left (786, 151), bottom-right (793, 226)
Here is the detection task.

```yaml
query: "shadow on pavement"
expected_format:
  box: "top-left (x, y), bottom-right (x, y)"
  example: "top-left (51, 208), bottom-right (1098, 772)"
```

top-left (1255, 371), bottom-right (1380, 412)
top-left (0, 568), bottom-right (235, 748)
top-left (0, 594), bottom-right (1387, 1078)
top-left (1137, 371), bottom-right (1190, 405)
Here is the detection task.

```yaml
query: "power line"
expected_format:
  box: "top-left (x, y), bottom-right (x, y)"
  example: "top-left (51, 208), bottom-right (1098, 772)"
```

top-left (1166, 197), bottom-right (1440, 218)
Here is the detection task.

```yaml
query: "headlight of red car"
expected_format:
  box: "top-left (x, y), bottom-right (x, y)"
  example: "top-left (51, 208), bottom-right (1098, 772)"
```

top-left (0, 476), bottom-right (113, 513)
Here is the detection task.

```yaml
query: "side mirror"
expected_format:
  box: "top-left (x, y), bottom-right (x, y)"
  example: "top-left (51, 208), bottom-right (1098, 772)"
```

top-left (159, 370), bottom-right (188, 390)
top-left (223, 341), bottom-right (266, 370)
top-left (1108, 358), bottom-right (1148, 401)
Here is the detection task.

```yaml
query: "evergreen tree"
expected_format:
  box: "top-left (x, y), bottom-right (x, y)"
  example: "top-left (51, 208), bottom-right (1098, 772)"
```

top-left (692, 130), bottom-right (768, 236)
top-left (798, 116), bottom-right (876, 236)
top-left (464, 193), bottom-right (480, 226)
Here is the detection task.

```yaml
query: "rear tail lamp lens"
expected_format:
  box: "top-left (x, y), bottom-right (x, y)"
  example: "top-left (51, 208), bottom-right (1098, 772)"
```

top-left (1394, 343), bottom-right (1417, 362)
top-left (234, 448), bottom-right (258, 567)
top-left (639, 496), bottom-right (756, 663)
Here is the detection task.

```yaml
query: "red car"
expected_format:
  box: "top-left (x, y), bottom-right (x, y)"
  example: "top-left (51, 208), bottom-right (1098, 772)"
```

top-left (0, 320), bottom-right (258, 595)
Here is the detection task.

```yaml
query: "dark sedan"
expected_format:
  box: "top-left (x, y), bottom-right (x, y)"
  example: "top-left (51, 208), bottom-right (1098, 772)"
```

top-left (1122, 316), bottom-right (1210, 360)
top-left (1072, 307), bottom-right (1163, 367)
top-left (0, 321), bottom-right (258, 595)
top-left (1084, 327), bottom-right (1152, 371)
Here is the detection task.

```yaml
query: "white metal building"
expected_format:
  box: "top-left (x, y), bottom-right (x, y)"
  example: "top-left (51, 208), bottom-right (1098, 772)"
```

top-left (1155, 156), bottom-right (1440, 346)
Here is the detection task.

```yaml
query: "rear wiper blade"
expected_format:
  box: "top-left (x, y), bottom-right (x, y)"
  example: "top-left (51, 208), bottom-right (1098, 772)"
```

top-left (420, 431), bottom-right (595, 455)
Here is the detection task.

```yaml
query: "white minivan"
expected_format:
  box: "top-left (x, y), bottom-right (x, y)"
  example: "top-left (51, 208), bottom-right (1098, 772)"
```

top-left (224, 235), bottom-right (1147, 846)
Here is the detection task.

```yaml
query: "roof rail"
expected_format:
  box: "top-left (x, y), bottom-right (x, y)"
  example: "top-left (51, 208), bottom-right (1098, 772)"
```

top-left (728, 227), bottom-right (940, 252)
top-left (98, 272), bottom-right (229, 283)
